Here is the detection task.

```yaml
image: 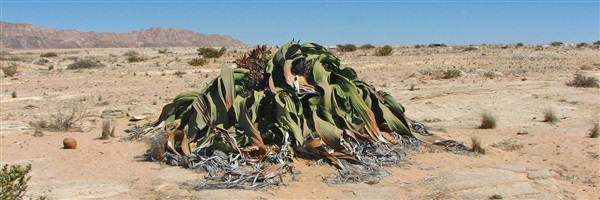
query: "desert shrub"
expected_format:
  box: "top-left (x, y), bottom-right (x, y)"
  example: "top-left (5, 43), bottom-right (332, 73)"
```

top-left (33, 58), bottom-right (50, 65)
top-left (375, 45), bottom-right (393, 56)
top-left (197, 47), bottom-right (226, 58)
top-left (158, 48), bottom-right (168, 54)
top-left (580, 65), bottom-right (595, 70)
top-left (62, 56), bottom-right (79, 61)
top-left (566, 74), bottom-right (599, 88)
top-left (483, 71), bottom-right (497, 79)
top-left (428, 43), bottom-right (447, 47)
top-left (464, 46), bottom-right (478, 51)
top-left (188, 57), bottom-right (208, 66)
top-left (576, 43), bottom-right (588, 48)
top-left (40, 52), bottom-right (58, 57)
top-left (2, 62), bottom-right (18, 77)
top-left (0, 56), bottom-right (22, 61)
top-left (470, 136), bottom-right (486, 154)
top-left (590, 122), bottom-right (599, 138)
top-left (359, 44), bottom-right (375, 50)
top-left (479, 111), bottom-right (497, 129)
top-left (101, 120), bottom-right (115, 140)
top-left (414, 44), bottom-right (423, 49)
top-left (123, 51), bottom-right (145, 62)
top-left (1, 164), bottom-right (32, 199)
top-left (543, 108), bottom-right (558, 123)
top-left (336, 44), bottom-right (357, 52)
top-left (173, 70), bottom-right (187, 76)
top-left (516, 42), bottom-right (524, 48)
top-left (442, 69), bottom-right (462, 79)
top-left (34, 102), bottom-right (91, 131)
top-left (67, 59), bottom-right (103, 70)
top-left (550, 41), bottom-right (563, 46)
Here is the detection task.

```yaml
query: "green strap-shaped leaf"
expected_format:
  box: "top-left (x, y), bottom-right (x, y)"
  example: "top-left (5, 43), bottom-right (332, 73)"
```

top-left (220, 65), bottom-right (235, 110)
top-left (275, 94), bottom-right (305, 146)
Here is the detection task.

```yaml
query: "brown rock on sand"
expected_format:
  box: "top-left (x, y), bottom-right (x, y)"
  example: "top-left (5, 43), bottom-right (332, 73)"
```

top-left (63, 138), bottom-right (77, 149)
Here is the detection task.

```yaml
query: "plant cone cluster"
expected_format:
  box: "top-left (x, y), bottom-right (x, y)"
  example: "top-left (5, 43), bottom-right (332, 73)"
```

top-left (155, 40), bottom-right (418, 169)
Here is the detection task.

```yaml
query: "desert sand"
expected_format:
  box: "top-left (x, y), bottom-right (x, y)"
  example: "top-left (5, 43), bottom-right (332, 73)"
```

top-left (1, 44), bottom-right (598, 199)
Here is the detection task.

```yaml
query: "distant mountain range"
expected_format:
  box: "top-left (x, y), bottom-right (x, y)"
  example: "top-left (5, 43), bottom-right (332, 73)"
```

top-left (0, 22), bottom-right (246, 49)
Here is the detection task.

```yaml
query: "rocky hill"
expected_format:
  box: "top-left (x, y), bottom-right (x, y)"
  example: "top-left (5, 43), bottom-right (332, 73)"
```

top-left (0, 22), bottom-right (246, 49)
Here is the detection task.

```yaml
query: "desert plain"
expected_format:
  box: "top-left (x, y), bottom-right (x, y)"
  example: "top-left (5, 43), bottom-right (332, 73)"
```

top-left (0, 43), bottom-right (599, 199)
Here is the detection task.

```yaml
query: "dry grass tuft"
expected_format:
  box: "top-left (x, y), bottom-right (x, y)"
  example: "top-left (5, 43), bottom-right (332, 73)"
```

top-left (101, 120), bottom-right (116, 140)
top-left (2, 62), bottom-right (18, 77)
top-left (566, 74), bottom-right (599, 88)
top-left (479, 111), bottom-right (497, 129)
top-left (543, 108), bottom-right (558, 123)
top-left (470, 136), bottom-right (486, 154)
top-left (590, 122), bottom-right (599, 138)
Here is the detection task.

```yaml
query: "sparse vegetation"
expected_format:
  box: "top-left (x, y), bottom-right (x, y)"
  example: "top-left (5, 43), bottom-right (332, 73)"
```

top-left (470, 136), bottom-right (486, 154)
top-left (543, 108), bottom-right (558, 123)
top-left (516, 42), bottom-right (524, 48)
top-left (188, 57), bottom-right (208, 66)
top-left (33, 58), bottom-right (50, 65)
top-left (428, 43), bottom-right (447, 47)
top-left (0, 56), bottom-right (22, 61)
top-left (375, 45), bottom-right (393, 56)
top-left (67, 59), bottom-right (103, 70)
top-left (479, 111), bottom-right (497, 129)
top-left (336, 44), bottom-right (357, 52)
top-left (40, 52), bottom-right (58, 57)
top-left (576, 43), bottom-right (588, 48)
top-left (197, 47), bottom-right (226, 58)
top-left (550, 41), bottom-right (563, 46)
top-left (566, 74), bottom-right (599, 88)
top-left (101, 120), bottom-right (115, 140)
top-left (442, 69), bottom-right (462, 79)
top-left (157, 48), bottom-right (169, 54)
top-left (2, 62), bottom-right (18, 77)
top-left (464, 46), bottom-right (478, 51)
top-left (34, 102), bottom-right (91, 131)
top-left (1, 164), bottom-right (32, 200)
top-left (589, 122), bottom-right (599, 138)
top-left (11, 91), bottom-right (17, 98)
top-left (359, 44), bottom-right (375, 50)
top-left (483, 71), bottom-right (497, 79)
top-left (123, 51), bottom-right (145, 63)
top-left (173, 70), bottom-right (187, 76)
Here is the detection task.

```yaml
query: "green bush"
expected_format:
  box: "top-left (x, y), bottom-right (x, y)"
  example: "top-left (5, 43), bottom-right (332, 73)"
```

top-left (1, 164), bottom-right (32, 199)
top-left (375, 45), bottom-right (393, 56)
top-left (67, 59), bottom-right (103, 70)
top-left (188, 57), bottom-right (208, 66)
top-left (40, 52), bottom-right (58, 57)
top-left (197, 47), bottom-right (226, 58)
top-left (336, 44), bottom-right (357, 52)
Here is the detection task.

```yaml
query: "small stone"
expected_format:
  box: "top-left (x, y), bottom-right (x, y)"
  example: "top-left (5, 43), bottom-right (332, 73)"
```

top-left (517, 130), bottom-right (529, 135)
top-left (63, 138), bottom-right (77, 149)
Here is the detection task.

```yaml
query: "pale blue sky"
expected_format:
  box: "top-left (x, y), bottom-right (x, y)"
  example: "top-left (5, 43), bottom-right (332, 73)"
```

top-left (1, 1), bottom-right (598, 46)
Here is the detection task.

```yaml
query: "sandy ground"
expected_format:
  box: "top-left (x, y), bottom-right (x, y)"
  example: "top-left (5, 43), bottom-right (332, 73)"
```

top-left (1, 44), bottom-right (598, 199)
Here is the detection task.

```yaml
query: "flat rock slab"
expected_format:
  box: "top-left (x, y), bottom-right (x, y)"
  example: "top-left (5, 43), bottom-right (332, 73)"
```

top-left (436, 162), bottom-right (564, 199)
top-left (0, 120), bottom-right (31, 135)
top-left (28, 180), bottom-right (129, 199)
